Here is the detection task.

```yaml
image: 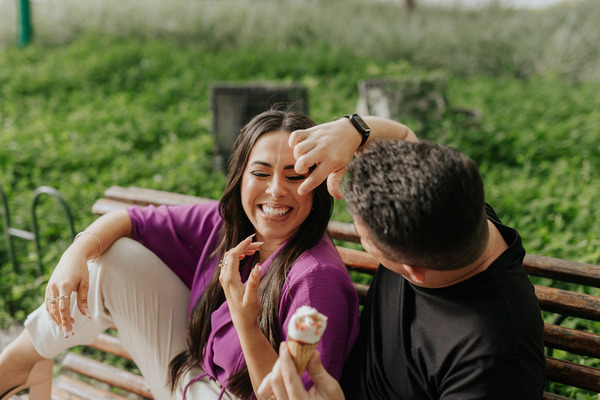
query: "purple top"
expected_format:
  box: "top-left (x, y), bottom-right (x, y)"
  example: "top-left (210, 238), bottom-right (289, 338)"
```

top-left (128, 202), bottom-right (359, 393)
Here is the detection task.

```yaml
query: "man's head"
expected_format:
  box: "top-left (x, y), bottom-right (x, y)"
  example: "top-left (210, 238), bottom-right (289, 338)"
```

top-left (344, 140), bottom-right (489, 271)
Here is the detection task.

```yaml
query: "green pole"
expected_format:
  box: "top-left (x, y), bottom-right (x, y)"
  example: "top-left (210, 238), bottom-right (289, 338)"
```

top-left (17, 0), bottom-right (32, 47)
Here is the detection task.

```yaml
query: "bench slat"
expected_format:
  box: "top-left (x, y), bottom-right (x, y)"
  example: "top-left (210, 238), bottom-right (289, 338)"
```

top-left (535, 285), bottom-right (600, 321)
top-left (546, 356), bottom-right (600, 393)
top-left (327, 221), bottom-right (360, 243)
top-left (337, 246), bottom-right (379, 274)
top-left (542, 393), bottom-right (572, 400)
top-left (62, 352), bottom-right (153, 399)
top-left (353, 282), bottom-right (369, 304)
top-left (88, 332), bottom-right (133, 361)
top-left (524, 254), bottom-right (600, 288)
top-left (105, 185), bottom-right (210, 206)
top-left (92, 198), bottom-right (132, 216)
top-left (544, 324), bottom-right (600, 359)
top-left (53, 375), bottom-right (129, 400)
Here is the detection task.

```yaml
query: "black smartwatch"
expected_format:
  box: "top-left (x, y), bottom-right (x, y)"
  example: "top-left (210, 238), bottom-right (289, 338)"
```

top-left (342, 114), bottom-right (371, 147)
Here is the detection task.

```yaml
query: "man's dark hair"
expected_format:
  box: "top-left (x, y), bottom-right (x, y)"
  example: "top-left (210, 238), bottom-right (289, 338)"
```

top-left (344, 140), bottom-right (489, 271)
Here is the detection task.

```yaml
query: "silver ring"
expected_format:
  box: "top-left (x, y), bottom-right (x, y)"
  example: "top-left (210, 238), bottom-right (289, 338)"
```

top-left (219, 259), bottom-right (227, 269)
top-left (46, 295), bottom-right (69, 304)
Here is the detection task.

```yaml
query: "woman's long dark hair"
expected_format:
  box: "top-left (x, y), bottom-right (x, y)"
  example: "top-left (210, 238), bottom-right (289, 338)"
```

top-left (168, 110), bottom-right (333, 398)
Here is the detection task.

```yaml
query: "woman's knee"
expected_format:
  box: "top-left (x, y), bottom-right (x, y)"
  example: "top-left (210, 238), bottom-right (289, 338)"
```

top-left (94, 238), bottom-right (165, 283)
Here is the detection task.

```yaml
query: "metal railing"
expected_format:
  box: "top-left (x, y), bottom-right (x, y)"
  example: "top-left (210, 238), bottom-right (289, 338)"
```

top-left (1, 184), bottom-right (75, 273)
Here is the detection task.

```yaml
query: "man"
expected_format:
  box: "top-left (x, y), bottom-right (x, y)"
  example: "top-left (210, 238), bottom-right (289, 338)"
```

top-left (257, 115), bottom-right (545, 399)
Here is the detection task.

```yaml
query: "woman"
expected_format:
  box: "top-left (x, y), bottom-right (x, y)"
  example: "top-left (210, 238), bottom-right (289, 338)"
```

top-left (0, 110), bottom-right (360, 399)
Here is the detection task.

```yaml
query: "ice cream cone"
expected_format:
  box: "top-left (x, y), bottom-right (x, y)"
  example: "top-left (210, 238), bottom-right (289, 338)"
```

top-left (286, 305), bottom-right (328, 375)
top-left (287, 339), bottom-right (318, 375)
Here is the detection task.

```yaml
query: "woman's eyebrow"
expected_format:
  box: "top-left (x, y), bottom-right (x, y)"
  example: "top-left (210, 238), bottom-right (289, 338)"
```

top-left (250, 161), bottom-right (271, 167)
top-left (250, 161), bottom-right (296, 170)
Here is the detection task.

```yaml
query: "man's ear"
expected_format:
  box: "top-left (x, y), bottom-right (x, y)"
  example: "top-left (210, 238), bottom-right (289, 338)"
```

top-left (403, 264), bottom-right (426, 284)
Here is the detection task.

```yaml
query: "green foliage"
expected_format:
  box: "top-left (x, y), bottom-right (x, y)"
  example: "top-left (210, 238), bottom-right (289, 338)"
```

top-left (3, 0), bottom-right (599, 81)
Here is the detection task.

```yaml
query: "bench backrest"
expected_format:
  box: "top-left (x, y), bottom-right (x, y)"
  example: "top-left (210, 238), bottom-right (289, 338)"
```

top-left (92, 186), bottom-right (600, 398)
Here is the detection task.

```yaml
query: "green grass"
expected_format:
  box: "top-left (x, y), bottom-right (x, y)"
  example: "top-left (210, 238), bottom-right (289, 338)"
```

top-left (1, 0), bottom-right (600, 397)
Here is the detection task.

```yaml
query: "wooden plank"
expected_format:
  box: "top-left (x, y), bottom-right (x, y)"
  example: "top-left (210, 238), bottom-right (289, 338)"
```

top-left (52, 375), bottom-right (129, 400)
top-left (88, 333), bottom-right (132, 361)
top-left (546, 356), bottom-right (600, 393)
top-left (353, 282), bottom-right (369, 304)
top-left (337, 246), bottom-right (379, 274)
top-left (535, 285), bottom-right (600, 321)
top-left (62, 353), bottom-right (153, 399)
top-left (542, 392), bottom-right (571, 400)
top-left (92, 199), bottom-right (131, 216)
top-left (104, 186), bottom-right (209, 206)
top-left (544, 324), bottom-right (600, 359)
top-left (328, 221), bottom-right (360, 243)
top-left (524, 254), bottom-right (600, 288)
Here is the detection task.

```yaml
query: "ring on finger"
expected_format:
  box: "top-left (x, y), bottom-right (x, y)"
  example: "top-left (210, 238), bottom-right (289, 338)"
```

top-left (46, 296), bottom-right (59, 304)
top-left (46, 294), bottom-right (69, 304)
top-left (219, 259), bottom-right (228, 269)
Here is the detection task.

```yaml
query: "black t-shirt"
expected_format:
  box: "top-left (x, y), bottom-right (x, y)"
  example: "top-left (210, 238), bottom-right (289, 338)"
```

top-left (341, 205), bottom-right (546, 399)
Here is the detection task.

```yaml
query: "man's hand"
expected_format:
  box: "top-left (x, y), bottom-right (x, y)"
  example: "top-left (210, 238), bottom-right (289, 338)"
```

top-left (289, 119), bottom-right (360, 199)
top-left (289, 116), bottom-right (417, 198)
top-left (257, 342), bottom-right (345, 400)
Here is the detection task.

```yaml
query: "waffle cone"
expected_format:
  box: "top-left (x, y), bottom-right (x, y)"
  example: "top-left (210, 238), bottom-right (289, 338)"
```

top-left (287, 340), bottom-right (318, 375)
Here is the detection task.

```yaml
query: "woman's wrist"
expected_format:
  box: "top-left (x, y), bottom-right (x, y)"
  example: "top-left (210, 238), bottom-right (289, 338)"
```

top-left (69, 231), bottom-right (102, 261)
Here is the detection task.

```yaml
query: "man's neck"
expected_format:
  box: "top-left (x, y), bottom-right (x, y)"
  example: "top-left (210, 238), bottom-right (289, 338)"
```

top-left (415, 220), bottom-right (508, 289)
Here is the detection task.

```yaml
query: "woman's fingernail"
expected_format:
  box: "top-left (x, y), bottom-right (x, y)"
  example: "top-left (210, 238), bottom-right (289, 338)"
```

top-left (254, 242), bottom-right (264, 246)
top-left (62, 327), bottom-right (69, 338)
top-left (252, 263), bottom-right (262, 278)
top-left (84, 307), bottom-right (92, 319)
top-left (248, 233), bottom-right (256, 239)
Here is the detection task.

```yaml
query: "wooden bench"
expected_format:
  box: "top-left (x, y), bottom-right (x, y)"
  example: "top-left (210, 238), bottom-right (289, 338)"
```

top-left (48, 185), bottom-right (600, 400)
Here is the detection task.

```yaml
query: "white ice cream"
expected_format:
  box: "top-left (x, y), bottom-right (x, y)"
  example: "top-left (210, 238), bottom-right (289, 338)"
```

top-left (287, 305), bottom-right (328, 344)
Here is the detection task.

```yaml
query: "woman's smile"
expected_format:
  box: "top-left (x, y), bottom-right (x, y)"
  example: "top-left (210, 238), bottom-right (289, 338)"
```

top-left (259, 203), bottom-right (292, 219)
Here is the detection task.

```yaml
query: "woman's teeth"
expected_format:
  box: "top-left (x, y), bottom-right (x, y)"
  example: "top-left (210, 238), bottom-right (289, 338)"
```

top-left (261, 204), bottom-right (290, 217)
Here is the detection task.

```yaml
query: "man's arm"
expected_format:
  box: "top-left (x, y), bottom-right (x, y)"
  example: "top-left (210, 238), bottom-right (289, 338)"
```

top-left (289, 116), bottom-right (417, 198)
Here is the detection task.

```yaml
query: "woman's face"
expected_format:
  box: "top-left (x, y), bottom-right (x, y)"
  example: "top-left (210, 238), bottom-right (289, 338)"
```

top-left (241, 130), bottom-right (314, 246)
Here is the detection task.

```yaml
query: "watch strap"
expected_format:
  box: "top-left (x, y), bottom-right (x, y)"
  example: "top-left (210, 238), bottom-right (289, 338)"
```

top-left (342, 114), bottom-right (371, 147)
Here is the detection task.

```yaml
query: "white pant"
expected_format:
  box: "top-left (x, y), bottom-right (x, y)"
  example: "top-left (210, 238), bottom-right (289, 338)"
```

top-left (25, 238), bottom-right (236, 400)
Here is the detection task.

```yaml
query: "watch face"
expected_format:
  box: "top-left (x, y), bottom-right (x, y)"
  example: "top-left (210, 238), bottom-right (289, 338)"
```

top-left (352, 114), bottom-right (370, 132)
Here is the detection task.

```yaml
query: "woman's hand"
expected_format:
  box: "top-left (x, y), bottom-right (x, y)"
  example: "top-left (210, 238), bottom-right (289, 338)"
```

top-left (45, 209), bottom-right (133, 338)
top-left (45, 246), bottom-right (91, 337)
top-left (219, 234), bottom-right (264, 327)
top-left (219, 234), bottom-right (281, 392)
